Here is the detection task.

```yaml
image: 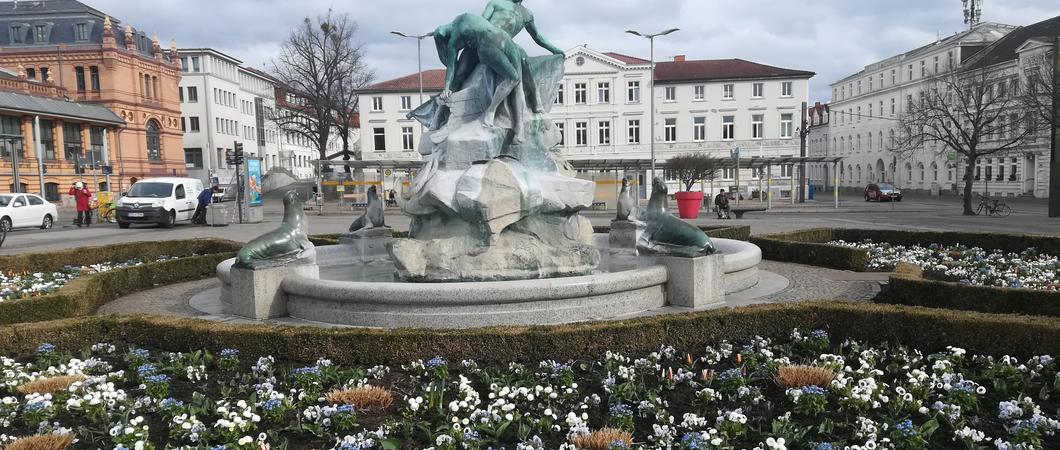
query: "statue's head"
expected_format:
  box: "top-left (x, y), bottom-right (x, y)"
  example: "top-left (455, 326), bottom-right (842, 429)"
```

top-left (621, 177), bottom-right (629, 188)
top-left (368, 185), bottom-right (378, 198)
top-left (283, 190), bottom-right (298, 206)
top-left (652, 177), bottom-right (667, 194)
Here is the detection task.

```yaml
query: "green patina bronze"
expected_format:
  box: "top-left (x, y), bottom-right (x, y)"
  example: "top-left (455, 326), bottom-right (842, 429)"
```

top-left (637, 178), bottom-right (717, 258)
top-left (234, 191), bottom-right (315, 269)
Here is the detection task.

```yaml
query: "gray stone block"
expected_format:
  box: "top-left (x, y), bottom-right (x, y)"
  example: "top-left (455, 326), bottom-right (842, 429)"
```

top-left (608, 220), bottom-right (644, 248)
top-left (655, 254), bottom-right (724, 309)
top-left (230, 264), bottom-right (319, 320)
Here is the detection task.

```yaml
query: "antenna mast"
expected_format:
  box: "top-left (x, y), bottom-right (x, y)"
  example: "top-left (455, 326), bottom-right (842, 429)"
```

top-left (962, 0), bottom-right (983, 29)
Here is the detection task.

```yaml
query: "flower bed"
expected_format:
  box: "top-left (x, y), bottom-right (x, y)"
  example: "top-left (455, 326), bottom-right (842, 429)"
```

top-left (0, 257), bottom-right (179, 303)
top-left (2, 330), bottom-right (1057, 449)
top-left (829, 240), bottom-right (1060, 291)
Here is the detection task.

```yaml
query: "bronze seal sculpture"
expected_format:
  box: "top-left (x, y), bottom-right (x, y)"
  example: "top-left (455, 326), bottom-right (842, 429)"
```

top-left (234, 190), bottom-right (315, 269)
top-left (637, 178), bottom-right (715, 258)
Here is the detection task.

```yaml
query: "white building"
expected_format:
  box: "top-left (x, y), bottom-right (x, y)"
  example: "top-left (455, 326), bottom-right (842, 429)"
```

top-left (273, 85), bottom-right (355, 181)
top-left (819, 22), bottom-right (1018, 195)
top-left (178, 48), bottom-right (282, 185)
top-left (360, 47), bottom-right (814, 200)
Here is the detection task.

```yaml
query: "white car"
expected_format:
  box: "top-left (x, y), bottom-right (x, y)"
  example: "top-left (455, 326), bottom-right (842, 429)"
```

top-left (0, 193), bottom-right (58, 231)
top-left (115, 177), bottom-right (204, 228)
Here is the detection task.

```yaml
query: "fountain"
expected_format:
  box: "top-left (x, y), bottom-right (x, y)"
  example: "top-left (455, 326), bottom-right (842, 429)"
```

top-left (211, 1), bottom-right (769, 328)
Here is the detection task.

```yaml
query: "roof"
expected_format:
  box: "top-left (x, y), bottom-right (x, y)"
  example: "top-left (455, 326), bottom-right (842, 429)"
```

top-left (241, 66), bottom-right (278, 82)
top-left (604, 52), bottom-right (649, 65)
top-left (965, 15), bottom-right (1060, 70)
top-left (0, 0), bottom-right (163, 58)
top-left (0, 90), bottom-right (124, 125)
top-left (362, 69), bottom-right (446, 93)
top-left (567, 157), bottom-right (843, 171)
top-left (654, 59), bottom-right (815, 83)
top-left (178, 48), bottom-right (242, 65)
top-left (0, 0), bottom-right (103, 16)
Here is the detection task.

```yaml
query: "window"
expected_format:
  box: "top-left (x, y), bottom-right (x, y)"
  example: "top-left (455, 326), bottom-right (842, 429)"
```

top-left (694, 85), bottom-right (705, 101)
top-left (189, 117), bottom-right (200, 132)
top-left (575, 122), bottom-right (588, 146)
top-left (780, 113), bottom-right (793, 138)
top-left (75, 23), bottom-right (88, 41)
top-left (723, 168), bottom-right (735, 180)
top-left (11, 26), bottom-right (22, 44)
top-left (191, 57), bottom-right (200, 72)
top-left (372, 97), bottom-right (383, 112)
top-left (664, 86), bottom-right (676, 102)
top-left (145, 120), bottom-right (162, 161)
top-left (920, 60), bottom-right (926, 77)
top-left (627, 119), bottom-right (640, 144)
top-left (400, 96), bottom-right (412, 111)
top-left (598, 120), bottom-right (610, 145)
top-left (40, 67), bottom-right (49, 81)
top-left (693, 117), bottom-right (705, 141)
top-left (723, 84), bottom-right (734, 99)
top-left (373, 128), bottom-right (385, 151)
top-left (0, 116), bottom-right (24, 159)
top-left (574, 83), bottom-right (587, 104)
top-left (781, 81), bottom-right (793, 97)
top-left (627, 81), bottom-right (640, 103)
top-left (890, 98), bottom-right (895, 115)
top-left (856, 106), bottom-right (861, 121)
top-left (752, 83), bottom-right (764, 98)
top-left (63, 123), bottom-right (83, 161)
top-left (933, 56), bottom-right (939, 74)
top-left (555, 83), bottom-right (564, 104)
top-left (555, 122), bottom-right (565, 145)
top-left (722, 116), bottom-right (735, 140)
top-left (664, 118), bottom-right (677, 143)
top-left (751, 114), bottom-right (764, 139)
top-left (857, 80), bottom-right (862, 95)
top-left (401, 127), bottom-right (414, 151)
top-left (184, 148), bottom-right (204, 169)
top-left (25, 68), bottom-right (35, 80)
top-left (597, 82), bottom-right (610, 104)
top-left (907, 64), bottom-right (913, 81)
top-left (74, 66), bottom-right (86, 92)
top-left (34, 25), bottom-right (46, 43)
top-left (187, 86), bottom-right (197, 102)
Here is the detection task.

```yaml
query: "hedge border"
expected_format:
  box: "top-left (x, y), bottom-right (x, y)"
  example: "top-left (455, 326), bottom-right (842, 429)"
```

top-left (884, 263), bottom-right (1060, 317)
top-left (309, 226), bottom-right (751, 247)
top-left (750, 229), bottom-right (868, 271)
top-left (0, 239), bottom-right (242, 325)
top-left (1, 301), bottom-right (1057, 364)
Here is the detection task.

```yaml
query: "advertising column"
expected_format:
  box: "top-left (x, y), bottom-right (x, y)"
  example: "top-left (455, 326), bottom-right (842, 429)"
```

top-left (245, 157), bottom-right (264, 223)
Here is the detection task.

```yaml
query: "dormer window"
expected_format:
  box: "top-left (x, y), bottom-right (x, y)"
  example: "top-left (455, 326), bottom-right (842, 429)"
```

top-left (34, 25), bottom-right (46, 43)
top-left (10, 26), bottom-right (22, 44)
top-left (75, 23), bottom-right (89, 41)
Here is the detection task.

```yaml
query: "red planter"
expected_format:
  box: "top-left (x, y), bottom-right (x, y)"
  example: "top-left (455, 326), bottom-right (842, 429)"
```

top-left (674, 191), bottom-right (704, 219)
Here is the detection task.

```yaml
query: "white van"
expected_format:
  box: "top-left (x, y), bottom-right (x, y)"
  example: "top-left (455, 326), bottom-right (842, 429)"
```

top-left (115, 177), bottom-right (204, 229)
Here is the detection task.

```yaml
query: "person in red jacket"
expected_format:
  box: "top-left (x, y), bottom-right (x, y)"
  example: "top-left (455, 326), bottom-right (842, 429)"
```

top-left (68, 181), bottom-right (92, 227)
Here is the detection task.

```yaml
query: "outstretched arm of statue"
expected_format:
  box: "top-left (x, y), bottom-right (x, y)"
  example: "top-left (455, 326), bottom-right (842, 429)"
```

top-left (527, 19), bottom-right (563, 55)
top-left (440, 39), bottom-right (460, 101)
top-left (482, 1), bottom-right (497, 21)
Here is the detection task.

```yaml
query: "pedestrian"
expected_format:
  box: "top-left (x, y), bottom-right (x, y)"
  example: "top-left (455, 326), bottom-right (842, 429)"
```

top-left (68, 181), bottom-right (92, 227)
top-left (388, 189), bottom-right (397, 207)
top-left (192, 185), bottom-right (217, 225)
top-left (714, 189), bottom-right (732, 220)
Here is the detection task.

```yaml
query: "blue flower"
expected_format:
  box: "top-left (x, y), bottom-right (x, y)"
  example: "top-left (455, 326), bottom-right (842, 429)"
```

top-left (128, 348), bottom-right (150, 359)
top-left (426, 356), bottom-right (447, 369)
top-left (680, 433), bottom-right (707, 449)
top-left (463, 430), bottom-right (480, 441)
top-left (810, 329), bottom-right (829, 339)
top-left (209, 446), bottom-right (227, 450)
top-left (219, 348), bottom-right (239, 358)
top-left (137, 363), bottom-right (157, 376)
top-left (291, 366), bottom-right (322, 377)
top-left (144, 374), bottom-right (170, 384)
top-left (953, 381), bottom-right (976, 394)
top-left (800, 385), bottom-right (827, 395)
top-left (336, 404), bottom-right (355, 414)
top-left (895, 419), bottom-right (917, 437)
top-left (609, 403), bottom-right (633, 416)
top-left (814, 443), bottom-right (835, 450)
top-left (159, 398), bottom-right (184, 409)
top-left (36, 343), bottom-right (56, 354)
top-left (609, 439), bottom-right (629, 449)
top-left (718, 368), bottom-right (742, 380)
top-left (23, 401), bottom-right (48, 412)
top-left (262, 398), bottom-right (284, 411)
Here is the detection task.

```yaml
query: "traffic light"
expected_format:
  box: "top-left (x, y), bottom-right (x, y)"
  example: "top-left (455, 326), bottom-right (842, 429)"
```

top-left (225, 142), bottom-right (245, 165)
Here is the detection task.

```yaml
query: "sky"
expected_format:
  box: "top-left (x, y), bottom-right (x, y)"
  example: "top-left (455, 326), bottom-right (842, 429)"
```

top-left (88, 0), bottom-right (1057, 102)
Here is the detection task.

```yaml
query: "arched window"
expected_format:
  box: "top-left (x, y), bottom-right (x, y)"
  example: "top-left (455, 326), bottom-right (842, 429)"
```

top-left (856, 165), bottom-right (862, 184)
top-left (878, 132), bottom-right (884, 150)
top-left (918, 163), bottom-right (925, 181)
top-left (931, 162), bottom-right (938, 181)
top-left (146, 120), bottom-right (162, 161)
top-left (905, 162), bottom-right (913, 181)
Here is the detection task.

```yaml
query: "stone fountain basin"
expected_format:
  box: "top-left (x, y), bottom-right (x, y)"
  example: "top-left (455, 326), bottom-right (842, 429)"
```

top-left (216, 237), bottom-right (761, 328)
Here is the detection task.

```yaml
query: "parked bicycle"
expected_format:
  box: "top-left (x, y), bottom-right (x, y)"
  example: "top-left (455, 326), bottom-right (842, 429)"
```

top-left (974, 194), bottom-right (1012, 218)
top-left (91, 194), bottom-right (117, 223)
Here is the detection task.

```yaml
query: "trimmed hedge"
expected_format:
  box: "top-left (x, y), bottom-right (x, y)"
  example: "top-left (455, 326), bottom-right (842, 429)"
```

top-left (750, 229), bottom-right (869, 271)
top-left (594, 224), bottom-right (752, 241)
top-left (0, 301), bottom-right (1058, 364)
top-left (885, 263), bottom-right (1060, 317)
top-left (0, 239), bottom-right (242, 326)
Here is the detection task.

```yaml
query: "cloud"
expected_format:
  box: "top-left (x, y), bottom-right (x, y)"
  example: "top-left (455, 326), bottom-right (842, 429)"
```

top-left (87, 0), bottom-right (1056, 101)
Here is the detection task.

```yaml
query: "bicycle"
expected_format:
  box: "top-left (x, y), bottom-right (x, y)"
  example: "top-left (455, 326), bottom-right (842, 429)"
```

top-left (92, 198), bottom-right (116, 223)
top-left (974, 194), bottom-right (1012, 218)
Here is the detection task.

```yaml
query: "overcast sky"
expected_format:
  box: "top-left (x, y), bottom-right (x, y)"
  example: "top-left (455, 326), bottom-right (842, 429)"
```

top-left (90, 0), bottom-right (1056, 101)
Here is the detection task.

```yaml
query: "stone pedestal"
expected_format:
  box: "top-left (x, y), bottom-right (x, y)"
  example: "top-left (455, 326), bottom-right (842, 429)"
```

top-left (655, 254), bottom-right (724, 309)
top-left (341, 227), bottom-right (394, 262)
top-left (230, 263), bottom-right (319, 320)
top-left (609, 220), bottom-right (644, 248)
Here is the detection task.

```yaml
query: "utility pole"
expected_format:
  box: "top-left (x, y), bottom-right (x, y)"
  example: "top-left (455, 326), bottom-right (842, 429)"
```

top-left (799, 101), bottom-right (808, 203)
top-left (1050, 37), bottom-right (1060, 217)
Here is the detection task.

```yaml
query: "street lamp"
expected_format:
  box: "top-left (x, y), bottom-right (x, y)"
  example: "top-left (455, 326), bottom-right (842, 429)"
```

top-left (390, 31), bottom-right (434, 106)
top-left (626, 28), bottom-right (679, 183)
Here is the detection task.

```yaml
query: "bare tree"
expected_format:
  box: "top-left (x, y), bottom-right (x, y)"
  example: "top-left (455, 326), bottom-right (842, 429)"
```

top-left (272, 10), bottom-right (368, 161)
top-left (665, 153), bottom-right (722, 192)
top-left (1022, 46), bottom-right (1056, 130)
top-left (891, 69), bottom-right (1036, 215)
top-left (331, 60), bottom-right (374, 173)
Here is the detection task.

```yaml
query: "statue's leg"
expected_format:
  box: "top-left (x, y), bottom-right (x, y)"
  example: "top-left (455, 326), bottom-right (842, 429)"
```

top-left (452, 51), bottom-right (478, 92)
top-left (478, 45), bottom-right (521, 130)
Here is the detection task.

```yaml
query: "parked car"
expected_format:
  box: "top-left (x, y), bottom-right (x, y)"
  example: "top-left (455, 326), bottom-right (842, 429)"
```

top-left (0, 193), bottom-right (58, 231)
top-left (115, 177), bottom-right (204, 228)
top-left (864, 183), bottom-right (903, 202)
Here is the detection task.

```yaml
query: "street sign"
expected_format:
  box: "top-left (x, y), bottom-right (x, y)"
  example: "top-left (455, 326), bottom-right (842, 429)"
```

top-left (101, 165), bottom-right (113, 175)
top-left (947, 152), bottom-right (958, 162)
top-left (731, 147), bottom-right (741, 161)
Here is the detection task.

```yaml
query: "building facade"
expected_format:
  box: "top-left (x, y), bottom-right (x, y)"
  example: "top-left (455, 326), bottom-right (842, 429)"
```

top-left (0, 0), bottom-right (184, 195)
top-left (819, 22), bottom-right (1020, 196)
top-left (360, 47), bottom-right (814, 200)
top-left (806, 102), bottom-right (831, 190)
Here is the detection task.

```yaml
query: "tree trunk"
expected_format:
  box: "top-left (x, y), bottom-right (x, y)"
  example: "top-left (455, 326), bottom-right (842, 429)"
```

top-left (962, 156), bottom-right (977, 216)
top-left (341, 134), bottom-right (352, 174)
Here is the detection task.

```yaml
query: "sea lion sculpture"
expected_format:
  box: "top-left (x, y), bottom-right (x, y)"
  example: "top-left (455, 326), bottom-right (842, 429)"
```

top-left (616, 177), bottom-right (636, 221)
top-left (636, 178), bottom-right (715, 258)
top-left (349, 185), bottom-right (386, 233)
top-left (234, 190), bottom-right (315, 269)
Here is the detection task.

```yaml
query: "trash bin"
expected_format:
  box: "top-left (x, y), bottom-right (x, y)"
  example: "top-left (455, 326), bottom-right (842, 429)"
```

top-left (207, 203), bottom-right (229, 227)
top-left (808, 185), bottom-right (815, 200)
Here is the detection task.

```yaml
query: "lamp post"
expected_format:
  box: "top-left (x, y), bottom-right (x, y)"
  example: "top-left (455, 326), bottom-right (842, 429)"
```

top-left (626, 28), bottom-right (679, 184)
top-left (390, 31), bottom-right (434, 106)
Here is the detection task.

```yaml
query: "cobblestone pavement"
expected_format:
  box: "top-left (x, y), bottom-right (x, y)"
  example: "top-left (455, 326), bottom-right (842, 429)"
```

top-left (95, 278), bottom-right (215, 317)
top-left (754, 260), bottom-right (886, 303)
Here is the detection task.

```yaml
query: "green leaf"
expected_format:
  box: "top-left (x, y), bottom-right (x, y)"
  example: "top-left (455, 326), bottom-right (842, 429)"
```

top-left (380, 438), bottom-right (402, 450)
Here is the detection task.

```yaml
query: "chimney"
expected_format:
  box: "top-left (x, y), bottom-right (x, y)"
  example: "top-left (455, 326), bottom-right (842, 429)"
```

top-left (673, 55), bottom-right (686, 62)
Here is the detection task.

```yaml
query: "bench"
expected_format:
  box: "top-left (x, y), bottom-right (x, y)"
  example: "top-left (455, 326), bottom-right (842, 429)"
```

top-left (349, 202), bottom-right (368, 209)
top-left (591, 201), bottom-right (606, 210)
top-left (731, 207), bottom-right (768, 219)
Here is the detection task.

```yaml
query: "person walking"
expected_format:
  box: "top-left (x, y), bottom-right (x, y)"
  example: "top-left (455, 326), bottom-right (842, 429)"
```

top-left (68, 181), bottom-right (93, 227)
top-left (192, 185), bottom-right (216, 225)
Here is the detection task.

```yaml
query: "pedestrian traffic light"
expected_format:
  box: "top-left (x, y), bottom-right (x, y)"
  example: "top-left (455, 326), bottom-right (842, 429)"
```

top-left (225, 142), bottom-right (245, 165)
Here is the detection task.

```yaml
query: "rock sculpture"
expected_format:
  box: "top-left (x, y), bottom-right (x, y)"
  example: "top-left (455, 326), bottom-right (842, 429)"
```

top-left (349, 185), bottom-right (386, 232)
top-left (388, 0), bottom-right (599, 282)
top-left (636, 178), bottom-right (716, 258)
top-left (616, 177), bottom-right (636, 221)
top-left (234, 191), bottom-right (315, 269)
